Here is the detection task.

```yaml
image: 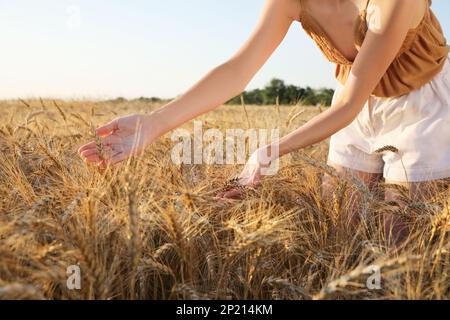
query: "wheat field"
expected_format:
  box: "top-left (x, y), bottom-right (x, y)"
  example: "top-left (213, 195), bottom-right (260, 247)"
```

top-left (0, 99), bottom-right (449, 300)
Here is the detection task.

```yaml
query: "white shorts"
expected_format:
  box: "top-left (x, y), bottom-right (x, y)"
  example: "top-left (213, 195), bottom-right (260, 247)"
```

top-left (328, 57), bottom-right (450, 183)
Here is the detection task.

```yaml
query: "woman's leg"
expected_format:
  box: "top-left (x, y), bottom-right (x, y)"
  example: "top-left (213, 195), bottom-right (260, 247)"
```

top-left (384, 179), bottom-right (448, 246)
top-left (322, 161), bottom-right (383, 227)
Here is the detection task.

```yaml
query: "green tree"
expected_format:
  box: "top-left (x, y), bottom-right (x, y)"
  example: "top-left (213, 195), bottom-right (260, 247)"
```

top-left (315, 88), bottom-right (335, 106)
top-left (262, 78), bottom-right (286, 105)
top-left (284, 85), bottom-right (305, 105)
top-left (226, 78), bottom-right (334, 106)
top-left (300, 87), bottom-right (318, 106)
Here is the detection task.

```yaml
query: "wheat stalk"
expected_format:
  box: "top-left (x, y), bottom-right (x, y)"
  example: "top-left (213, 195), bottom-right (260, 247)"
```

top-left (0, 283), bottom-right (44, 300)
top-left (19, 99), bottom-right (31, 109)
top-left (286, 110), bottom-right (305, 127)
top-left (314, 255), bottom-right (421, 300)
top-left (90, 124), bottom-right (105, 162)
top-left (240, 95), bottom-right (251, 129)
top-left (265, 277), bottom-right (312, 299)
top-left (375, 145), bottom-right (399, 154)
top-left (25, 110), bottom-right (45, 126)
top-left (53, 100), bottom-right (67, 122)
top-left (124, 175), bottom-right (141, 299)
top-left (173, 284), bottom-right (210, 300)
top-left (375, 145), bottom-right (409, 182)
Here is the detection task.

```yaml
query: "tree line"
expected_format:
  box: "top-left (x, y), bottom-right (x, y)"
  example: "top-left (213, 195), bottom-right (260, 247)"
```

top-left (111, 78), bottom-right (335, 107)
top-left (226, 78), bottom-right (335, 106)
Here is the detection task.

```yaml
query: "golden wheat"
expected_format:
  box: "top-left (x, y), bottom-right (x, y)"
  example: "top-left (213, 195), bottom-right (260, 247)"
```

top-left (0, 100), bottom-right (448, 300)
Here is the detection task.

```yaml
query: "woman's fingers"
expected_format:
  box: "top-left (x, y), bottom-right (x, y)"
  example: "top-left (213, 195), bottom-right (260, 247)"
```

top-left (100, 151), bottom-right (128, 168)
top-left (80, 143), bottom-right (124, 165)
top-left (80, 148), bottom-right (99, 159)
top-left (78, 135), bottom-right (122, 156)
top-left (80, 147), bottom-right (104, 164)
top-left (217, 188), bottom-right (245, 200)
top-left (84, 154), bottom-right (102, 164)
top-left (84, 151), bottom-right (124, 169)
top-left (78, 135), bottom-right (124, 164)
top-left (96, 119), bottom-right (119, 137)
top-left (78, 141), bottom-right (96, 154)
top-left (224, 189), bottom-right (245, 199)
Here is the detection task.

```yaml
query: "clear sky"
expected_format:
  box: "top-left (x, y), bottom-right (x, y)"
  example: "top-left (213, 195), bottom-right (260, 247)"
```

top-left (0, 0), bottom-right (449, 100)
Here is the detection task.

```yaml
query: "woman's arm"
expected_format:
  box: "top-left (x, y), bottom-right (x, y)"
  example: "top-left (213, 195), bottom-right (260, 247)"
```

top-left (79, 0), bottom-right (299, 166)
top-left (273, 0), bottom-right (415, 157)
top-left (233, 0), bottom-right (418, 189)
top-left (150, 0), bottom-right (298, 138)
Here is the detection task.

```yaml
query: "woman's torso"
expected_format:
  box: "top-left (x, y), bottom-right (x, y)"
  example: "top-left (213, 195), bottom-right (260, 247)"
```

top-left (298, 0), bottom-right (449, 97)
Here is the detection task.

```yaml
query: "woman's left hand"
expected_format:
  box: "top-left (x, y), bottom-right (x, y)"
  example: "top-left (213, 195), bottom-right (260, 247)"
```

top-left (218, 146), bottom-right (277, 199)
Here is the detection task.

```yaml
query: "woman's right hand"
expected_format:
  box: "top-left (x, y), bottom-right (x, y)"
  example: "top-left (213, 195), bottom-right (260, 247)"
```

top-left (78, 113), bottom-right (156, 169)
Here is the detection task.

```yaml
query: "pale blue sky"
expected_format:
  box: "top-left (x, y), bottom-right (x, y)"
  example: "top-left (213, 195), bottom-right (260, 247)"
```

top-left (0, 0), bottom-right (449, 99)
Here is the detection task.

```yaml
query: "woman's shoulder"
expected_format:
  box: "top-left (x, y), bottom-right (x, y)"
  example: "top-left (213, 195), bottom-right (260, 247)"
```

top-left (269, 0), bottom-right (302, 22)
top-left (367, 0), bottom-right (428, 30)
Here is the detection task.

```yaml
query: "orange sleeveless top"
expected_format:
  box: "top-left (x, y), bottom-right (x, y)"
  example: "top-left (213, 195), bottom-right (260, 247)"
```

top-left (299, 0), bottom-right (449, 97)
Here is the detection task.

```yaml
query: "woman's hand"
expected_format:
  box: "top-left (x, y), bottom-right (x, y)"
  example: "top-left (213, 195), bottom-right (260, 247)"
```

top-left (78, 114), bottom-right (156, 168)
top-left (218, 146), bottom-right (278, 199)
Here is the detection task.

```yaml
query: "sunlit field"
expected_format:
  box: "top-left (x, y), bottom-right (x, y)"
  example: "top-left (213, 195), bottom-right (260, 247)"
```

top-left (0, 99), bottom-right (449, 300)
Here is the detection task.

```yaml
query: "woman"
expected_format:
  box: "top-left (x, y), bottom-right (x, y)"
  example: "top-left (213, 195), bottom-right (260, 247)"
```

top-left (78, 0), bottom-right (449, 243)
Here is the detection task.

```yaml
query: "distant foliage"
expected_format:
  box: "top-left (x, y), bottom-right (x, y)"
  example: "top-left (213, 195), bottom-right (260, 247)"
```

top-left (108, 97), bottom-right (171, 104)
top-left (226, 78), bottom-right (335, 106)
top-left (107, 79), bottom-right (334, 107)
